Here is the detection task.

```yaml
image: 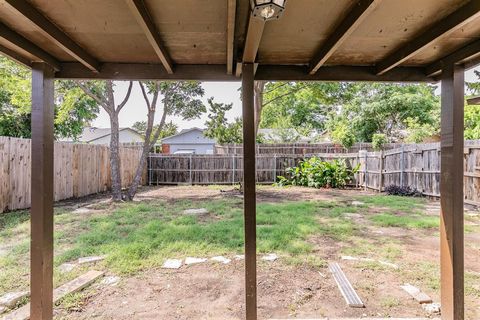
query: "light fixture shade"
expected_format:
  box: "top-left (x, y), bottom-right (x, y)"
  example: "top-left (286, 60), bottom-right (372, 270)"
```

top-left (250, 0), bottom-right (287, 21)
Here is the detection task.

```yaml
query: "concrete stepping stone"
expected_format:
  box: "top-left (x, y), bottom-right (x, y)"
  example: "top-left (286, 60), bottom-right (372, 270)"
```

top-left (422, 302), bottom-right (441, 314)
top-left (234, 254), bottom-right (245, 260)
top-left (184, 257), bottom-right (207, 265)
top-left (0, 291), bottom-right (29, 308)
top-left (58, 263), bottom-right (76, 273)
top-left (401, 283), bottom-right (433, 304)
top-left (0, 306), bottom-right (6, 314)
top-left (183, 208), bottom-right (208, 215)
top-left (261, 253), bottom-right (278, 262)
top-left (210, 256), bottom-right (231, 264)
top-left (162, 259), bottom-right (182, 269)
top-left (351, 201), bottom-right (364, 206)
top-left (101, 276), bottom-right (120, 286)
top-left (78, 255), bottom-right (105, 265)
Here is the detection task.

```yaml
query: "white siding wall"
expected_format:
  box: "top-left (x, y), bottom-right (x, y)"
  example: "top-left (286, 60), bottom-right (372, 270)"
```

top-left (90, 130), bottom-right (144, 145)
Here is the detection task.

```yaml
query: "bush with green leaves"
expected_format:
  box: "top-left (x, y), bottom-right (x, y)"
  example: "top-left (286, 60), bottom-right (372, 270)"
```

top-left (277, 157), bottom-right (360, 189)
top-left (372, 133), bottom-right (388, 150)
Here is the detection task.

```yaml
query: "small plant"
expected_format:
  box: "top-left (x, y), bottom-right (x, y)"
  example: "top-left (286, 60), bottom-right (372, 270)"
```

top-left (372, 133), bottom-right (388, 150)
top-left (384, 185), bottom-right (421, 197)
top-left (276, 157), bottom-right (360, 189)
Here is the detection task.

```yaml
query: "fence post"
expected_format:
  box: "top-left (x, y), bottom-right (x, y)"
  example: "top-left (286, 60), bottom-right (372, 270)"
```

top-left (189, 154), bottom-right (192, 185)
top-left (232, 154), bottom-right (235, 185)
top-left (400, 144), bottom-right (405, 187)
top-left (379, 150), bottom-right (384, 192)
top-left (359, 150), bottom-right (368, 191)
top-left (148, 154), bottom-right (152, 186)
top-left (273, 154), bottom-right (277, 183)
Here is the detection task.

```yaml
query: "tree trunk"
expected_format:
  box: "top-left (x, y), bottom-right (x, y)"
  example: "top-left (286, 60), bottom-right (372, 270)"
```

top-left (109, 111), bottom-right (123, 201)
top-left (126, 109), bottom-right (155, 200)
top-left (254, 81), bottom-right (266, 134)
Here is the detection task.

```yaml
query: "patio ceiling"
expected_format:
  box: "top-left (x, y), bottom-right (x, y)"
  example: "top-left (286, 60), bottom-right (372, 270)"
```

top-left (0, 0), bottom-right (480, 81)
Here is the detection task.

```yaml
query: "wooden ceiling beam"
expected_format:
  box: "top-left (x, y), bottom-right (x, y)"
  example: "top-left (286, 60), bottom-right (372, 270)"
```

top-left (55, 62), bottom-right (431, 82)
top-left (125, 0), bottom-right (173, 74)
top-left (309, 0), bottom-right (380, 75)
top-left (226, 0), bottom-right (237, 75)
top-left (256, 65), bottom-right (431, 82)
top-left (4, 0), bottom-right (100, 72)
top-left (0, 22), bottom-right (61, 71)
top-left (426, 39), bottom-right (480, 77)
top-left (376, 0), bottom-right (480, 75)
top-left (242, 14), bottom-right (266, 64)
top-left (0, 43), bottom-right (32, 68)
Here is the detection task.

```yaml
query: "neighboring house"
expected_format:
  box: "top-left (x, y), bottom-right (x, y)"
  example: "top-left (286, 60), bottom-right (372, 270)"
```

top-left (161, 128), bottom-right (216, 154)
top-left (73, 127), bottom-right (144, 145)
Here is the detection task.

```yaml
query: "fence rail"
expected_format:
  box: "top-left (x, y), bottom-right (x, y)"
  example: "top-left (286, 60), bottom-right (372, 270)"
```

top-left (149, 140), bottom-right (480, 206)
top-left (214, 142), bottom-right (405, 155)
top-left (0, 136), bottom-right (145, 213)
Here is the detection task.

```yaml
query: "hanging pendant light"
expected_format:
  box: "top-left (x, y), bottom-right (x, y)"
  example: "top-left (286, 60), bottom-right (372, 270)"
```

top-left (250, 0), bottom-right (287, 21)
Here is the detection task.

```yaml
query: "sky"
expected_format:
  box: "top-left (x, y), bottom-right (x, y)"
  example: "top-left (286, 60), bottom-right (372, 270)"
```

top-left (92, 68), bottom-right (480, 131)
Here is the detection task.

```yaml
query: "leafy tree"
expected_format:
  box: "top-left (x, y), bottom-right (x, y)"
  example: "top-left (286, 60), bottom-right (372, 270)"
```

top-left (126, 81), bottom-right (205, 200)
top-left (0, 56), bottom-right (99, 139)
top-left (372, 133), bottom-right (387, 150)
top-left (467, 70), bottom-right (480, 95)
top-left (204, 98), bottom-right (242, 144)
top-left (326, 83), bottom-right (439, 142)
top-left (325, 116), bottom-right (356, 148)
top-left (132, 120), bottom-right (178, 143)
top-left (261, 82), bottom-right (357, 132)
top-left (75, 80), bottom-right (133, 201)
top-left (465, 105), bottom-right (480, 140)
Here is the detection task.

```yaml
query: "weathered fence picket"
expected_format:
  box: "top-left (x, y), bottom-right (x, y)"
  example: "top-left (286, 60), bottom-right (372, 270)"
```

top-left (149, 140), bottom-right (480, 207)
top-left (0, 136), bottom-right (145, 213)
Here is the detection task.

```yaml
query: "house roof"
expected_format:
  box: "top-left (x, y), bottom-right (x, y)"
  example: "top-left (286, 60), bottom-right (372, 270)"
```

top-left (79, 127), bottom-right (142, 143)
top-left (0, 0), bottom-right (479, 82)
top-left (161, 127), bottom-right (216, 144)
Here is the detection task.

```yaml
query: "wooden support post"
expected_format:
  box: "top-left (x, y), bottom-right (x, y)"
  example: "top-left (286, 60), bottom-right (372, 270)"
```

top-left (440, 64), bottom-right (464, 320)
top-left (242, 63), bottom-right (257, 320)
top-left (30, 62), bottom-right (55, 320)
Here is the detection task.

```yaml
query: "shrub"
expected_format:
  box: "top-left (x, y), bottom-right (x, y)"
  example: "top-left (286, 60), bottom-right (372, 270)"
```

top-left (277, 157), bottom-right (360, 189)
top-left (384, 185), bottom-right (421, 197)
top-left (372, 133), bottom-right (388, 150)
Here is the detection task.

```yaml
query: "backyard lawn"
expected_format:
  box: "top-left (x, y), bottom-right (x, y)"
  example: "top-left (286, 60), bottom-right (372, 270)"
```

top-left (0, 185), bottom-right (479, 319)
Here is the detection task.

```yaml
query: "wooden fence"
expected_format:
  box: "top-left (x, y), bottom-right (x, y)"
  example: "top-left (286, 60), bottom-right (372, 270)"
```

top-left (149, 140), bottom-right (480, 206)
top-left (0, 136), bottom-right (144, 213)
top-left (214, 142), bottom-right (404, 155)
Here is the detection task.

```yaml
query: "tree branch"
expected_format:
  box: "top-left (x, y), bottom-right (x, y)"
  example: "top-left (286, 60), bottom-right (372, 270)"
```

top-left (75, 80), bottom-right (107, 109)
top-left (117, 81), bottom-right (133, 113)
top-left (138, 81), bottom-right (151, 109)
top-left (262, 84), bottom-right (309, 108)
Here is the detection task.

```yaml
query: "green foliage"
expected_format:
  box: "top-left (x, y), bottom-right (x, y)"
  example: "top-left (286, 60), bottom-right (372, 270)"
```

top-left (404, 117), bottom-right (439, 143)
top-left (131, 120), bottom-right (178, 143)
top-left (465, 105), bottom-right (480, 140)
top-left (261, 82), bottom-right (356, 132)
top-left (372, 133), bottom-right (387, 150)
top-left (0, 57), bottom-right (99, 139)
top-left (204, 98), bottom-right (243, 144)
top-left (326, 116), bottom-right (356, 148)
top-left (277, 157), bottom-right (360, 189)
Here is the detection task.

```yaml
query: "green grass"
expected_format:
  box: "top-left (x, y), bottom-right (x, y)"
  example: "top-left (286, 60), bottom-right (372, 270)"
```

top-left (369, 212), bottom-right (439, 229)
top-left (54, 199), bottom-right (354, 274)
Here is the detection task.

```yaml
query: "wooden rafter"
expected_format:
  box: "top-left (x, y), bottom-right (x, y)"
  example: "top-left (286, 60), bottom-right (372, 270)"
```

top-left (426, 39), bottom-right (480, 76)
top-left (376, 0), bottom-right (480, 75)
top-left (0, 22), bottom-right (61, 71)
top-left (309, 0), bottom-right (380, 74)
top-left (125, 0), bottom-right (174, 74)
top-left (0, 43), bottom-right (31, 68)
top-left (226, 0), bottom-right (237, 74)
top-left (4, 0), bottom-right (100, 72)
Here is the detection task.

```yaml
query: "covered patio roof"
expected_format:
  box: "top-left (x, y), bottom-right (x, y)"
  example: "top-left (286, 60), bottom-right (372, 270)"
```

top-left (0, 1), bottom-right (478, 320)
top-left (0, 0), bottom-right (479, 81)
